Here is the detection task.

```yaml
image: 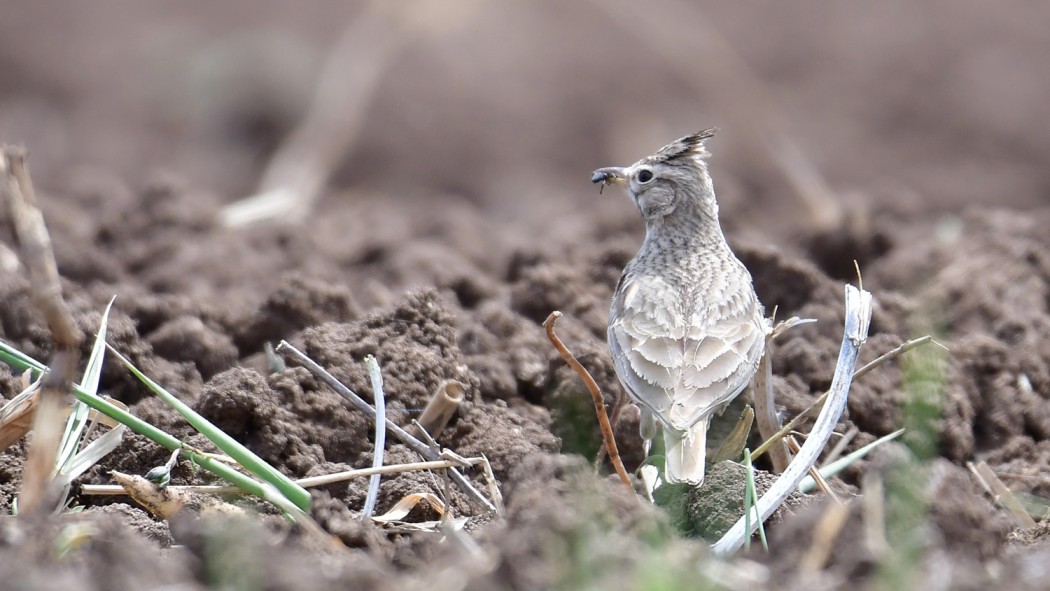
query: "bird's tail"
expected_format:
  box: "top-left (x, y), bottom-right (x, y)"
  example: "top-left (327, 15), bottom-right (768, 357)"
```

top-left (663, 420), bottom-right (709, 485)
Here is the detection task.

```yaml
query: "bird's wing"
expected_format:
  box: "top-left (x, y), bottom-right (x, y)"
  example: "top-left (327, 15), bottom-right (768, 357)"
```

top-left (610, 270), bottom-right (765, 434)
top-left (609, 273), bottom-right (680, 420)
top-left (669, 292), bottom-right (765, 429)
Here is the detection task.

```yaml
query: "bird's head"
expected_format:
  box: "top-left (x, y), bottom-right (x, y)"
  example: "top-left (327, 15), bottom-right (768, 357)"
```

top-left (592, 129), bottom-right (719, 224)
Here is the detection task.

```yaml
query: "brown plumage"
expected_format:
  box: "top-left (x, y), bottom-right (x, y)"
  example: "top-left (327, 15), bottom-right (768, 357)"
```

top-left (594, 129), bottom-right (767, 485)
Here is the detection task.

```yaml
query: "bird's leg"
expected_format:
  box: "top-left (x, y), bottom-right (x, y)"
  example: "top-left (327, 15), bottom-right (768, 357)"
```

top-left (639, 407), bottom-right (657, 457)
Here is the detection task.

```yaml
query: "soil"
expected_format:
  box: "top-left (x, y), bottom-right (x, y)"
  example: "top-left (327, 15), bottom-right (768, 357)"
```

top-left (2, 2), bottom-right (1050, 590)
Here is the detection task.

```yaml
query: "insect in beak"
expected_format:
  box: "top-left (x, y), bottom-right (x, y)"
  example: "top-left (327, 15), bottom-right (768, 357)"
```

top-left (591, 167), bottom-right (626, 194)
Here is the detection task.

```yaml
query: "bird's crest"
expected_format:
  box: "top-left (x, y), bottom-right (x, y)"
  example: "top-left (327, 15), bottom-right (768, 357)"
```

top-left (642, 128), bottom-right (718, 166)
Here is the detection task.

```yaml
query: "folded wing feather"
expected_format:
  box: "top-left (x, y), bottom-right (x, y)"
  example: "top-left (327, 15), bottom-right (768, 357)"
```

top-left (611, 273), bottom-right (764, 433)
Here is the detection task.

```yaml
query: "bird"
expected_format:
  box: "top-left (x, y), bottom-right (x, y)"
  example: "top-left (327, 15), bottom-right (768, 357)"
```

top-left (593, 129), bottom-right (768, 486)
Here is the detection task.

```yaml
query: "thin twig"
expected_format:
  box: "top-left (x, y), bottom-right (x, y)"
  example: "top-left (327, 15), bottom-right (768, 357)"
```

top-left (594, 391), bottom-right (628, 469)
top-left (821, 426), bottom-right (858, 466)
top-left (752, 335), bottom-right (934, 461)
top-left (542, 312), bottom-right (633, 493)
top-left (305, 458), bottom-right (482, 488)
top-left (714, 285), bottom-right (872, 556)
top-left (786, 435), bottom-right (840, 504)
top-left (798, 428), bottom-right (905, 494)
top-left (435, 446), bottom-right (504, 513)
top-left (362, 356), bottom-right (386, 519)
top-left (410, 417), bottom-right (455, 516)
top-left (856, 335), bottom-right (941, 379)
top-left (275, 341), bottom-right (497, 513)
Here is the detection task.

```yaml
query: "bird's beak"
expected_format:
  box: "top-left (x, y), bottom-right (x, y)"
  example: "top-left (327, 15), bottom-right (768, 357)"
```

top-left (591, 166), bottom-right (628, 186)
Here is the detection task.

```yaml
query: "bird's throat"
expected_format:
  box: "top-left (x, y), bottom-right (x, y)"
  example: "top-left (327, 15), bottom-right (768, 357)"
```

top-left (643, 208), bottom-right (727, 254)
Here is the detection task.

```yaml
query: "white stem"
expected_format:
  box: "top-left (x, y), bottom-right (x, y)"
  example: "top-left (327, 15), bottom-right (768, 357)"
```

top-left (713, 284), bottom-right (872, 556)
top-left (362, 356), bottom-right (387, 519)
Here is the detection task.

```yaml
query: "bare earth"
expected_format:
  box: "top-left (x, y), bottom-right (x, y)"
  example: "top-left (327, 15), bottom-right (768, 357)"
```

top-left (1, 2), bottom-right (1049, 589)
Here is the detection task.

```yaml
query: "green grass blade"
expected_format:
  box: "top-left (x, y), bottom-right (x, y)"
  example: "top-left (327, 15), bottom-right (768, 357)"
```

top-left (57, 298), bottom-right (115, 474)
top-left (69, 389), bottom-right (291, 510)
top-left (0, 341), bottom-right (46, 373)
top-left (744, 449), bottom-right (768, 551)
top-left (798, 428), bottom-right (906, 493)
top-left (106, 344), bottom-right (311, 513)
top-left (743, 477), bottom-right (751, 552)
top-left (1, 341), bottom-right (304, 514)
top-left (81, 298), bottom-right (115, 396)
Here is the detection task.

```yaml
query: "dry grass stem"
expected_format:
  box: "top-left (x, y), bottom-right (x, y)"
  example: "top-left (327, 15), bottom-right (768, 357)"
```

top-left (440, 448), bottom-right (503, 512)
top-left (2, 146), bottom-right (85, 515)
top-left (410, 380), bottom-right (464, 440)
top-left (371, 492), bottom-right (445, 524)
top-left (799, 500), bottom-right (851, 574)
top-left (752, 335), bottom-right (791, 472)
top-left (968, 461), bottom-right (1037, 529)
top-left (0, 380), bottom-right (41, 451)
top-left (82, 458), bottom-right (488, 496)
top-left (822, 426), bottom-right (859, 466)
top-left (862, 472), bottom-right (889, 558)
top-left (710, 405), bottom-right (754, 463)
top-left (752, 316), bottom-right (812, 472)
top-left (20, 389), bottom-right (68, 514)
top-left (752, 335), bottom-right (934, 461)
top-left (1, 148), bottom-right (83, 348)
top-left (275, 340), bottom-right (498, 513)
top-left (542, 311), bottom-right (633, 493)
top-left (855, 335), bottom-right (940, 380)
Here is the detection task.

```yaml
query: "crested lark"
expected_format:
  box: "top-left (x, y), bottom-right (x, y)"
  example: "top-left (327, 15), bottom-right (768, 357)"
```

top-left (593, 129), bottom-right (767, 486)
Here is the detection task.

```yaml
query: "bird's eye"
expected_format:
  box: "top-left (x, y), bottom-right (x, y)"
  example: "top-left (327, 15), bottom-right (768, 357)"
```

top-left (636, 169), bottom-right (654, 183)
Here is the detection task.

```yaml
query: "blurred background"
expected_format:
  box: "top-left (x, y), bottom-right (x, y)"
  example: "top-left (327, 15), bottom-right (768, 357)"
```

top-left (1, 0), bottom-right (1047, 250)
